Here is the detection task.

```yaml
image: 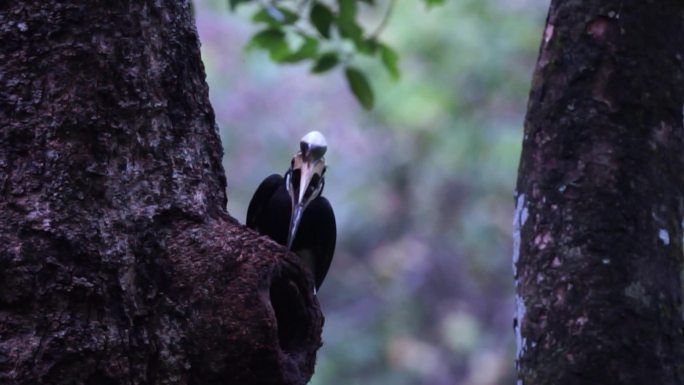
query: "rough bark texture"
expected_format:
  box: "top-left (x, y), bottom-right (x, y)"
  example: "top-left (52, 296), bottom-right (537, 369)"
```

top-left (0, 2), bottom-right (322, 385)
top-left (514, 1), bottom-right (684, 384)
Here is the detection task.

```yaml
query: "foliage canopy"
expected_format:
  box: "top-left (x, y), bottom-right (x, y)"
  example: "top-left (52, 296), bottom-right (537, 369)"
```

top-left (230, 0), bottom-right (443, 109)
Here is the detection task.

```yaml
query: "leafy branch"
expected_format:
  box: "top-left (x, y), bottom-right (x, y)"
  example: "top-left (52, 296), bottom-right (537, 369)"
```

top-left (230, 0), bottom-right (442, 109)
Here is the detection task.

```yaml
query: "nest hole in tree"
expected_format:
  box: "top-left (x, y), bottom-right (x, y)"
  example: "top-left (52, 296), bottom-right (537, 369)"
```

top-left (269, 273), bottom-right (311, 353)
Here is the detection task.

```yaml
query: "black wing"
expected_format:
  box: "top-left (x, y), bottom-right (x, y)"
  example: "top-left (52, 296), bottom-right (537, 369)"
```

top-left (246, 174), bottom-right (283, 231)
top-left (303, 196), bottom-right (336, 290)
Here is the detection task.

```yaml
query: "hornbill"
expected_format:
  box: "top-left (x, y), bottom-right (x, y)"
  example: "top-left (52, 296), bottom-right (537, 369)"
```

top-left (246, 131), bottom-right (336, 292)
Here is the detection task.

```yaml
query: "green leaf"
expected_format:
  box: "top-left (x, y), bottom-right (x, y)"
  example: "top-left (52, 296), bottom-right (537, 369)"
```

top-left (424, 0), bottom-right (445, 8)
top-left (311, 52), bottom-right (339, 73)
top-left (336, 16), bottom-right (363, 42)
top-left (345, 67), bottom-right (374, 109)
top-left (252, 6), bottom-right (299, 27)
top-left (357, 38), bottom-right (378, 56)
top-left (337, 0), bottom-right (357, 23)
top-left (310, 2), bottom-right (335, 38)
top-left (380, 43), bottom-right (400, 79)
top-left (229, 0), bottom-right (251, 10)
top-left (282, 36), bottom-right (320, 63)
top-left (248, 28), bottom-right (290, 62)
top-left (335, 0), bottom-right (364, 48)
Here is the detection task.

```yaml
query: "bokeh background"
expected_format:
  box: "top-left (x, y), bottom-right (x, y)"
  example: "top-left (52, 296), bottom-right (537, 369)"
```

top-left (195, 0), bottom-right (546, 383)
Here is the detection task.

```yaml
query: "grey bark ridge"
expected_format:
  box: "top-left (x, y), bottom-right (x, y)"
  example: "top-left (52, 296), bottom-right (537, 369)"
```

top-left (515, 1), bottom-right (684, 384)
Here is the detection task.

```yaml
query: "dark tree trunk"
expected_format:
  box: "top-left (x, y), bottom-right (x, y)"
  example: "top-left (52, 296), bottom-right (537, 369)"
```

top-left (0, 2), bottom-right (322, 385)
top-left (514, 1), bottom-right (684, 384)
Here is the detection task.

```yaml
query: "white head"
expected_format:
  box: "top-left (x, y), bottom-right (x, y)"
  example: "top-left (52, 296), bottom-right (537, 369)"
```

top-left (300, 131), bottom-right (327, 158)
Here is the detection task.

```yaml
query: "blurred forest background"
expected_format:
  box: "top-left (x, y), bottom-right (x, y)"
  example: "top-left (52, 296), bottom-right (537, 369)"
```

top-left (195, 0), bottom-right (546, 383)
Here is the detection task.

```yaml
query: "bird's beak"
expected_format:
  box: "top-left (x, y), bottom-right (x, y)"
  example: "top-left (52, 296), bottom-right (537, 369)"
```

top-left (297, 159), bottom-right (315, 206)
top-left (287, 159), bottom-right (316, 250)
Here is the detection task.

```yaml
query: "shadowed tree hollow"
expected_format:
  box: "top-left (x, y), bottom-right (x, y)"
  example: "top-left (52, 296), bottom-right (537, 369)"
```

top-left (0, 2), bottom-right (323, 385)
top-left (514, 1), bottom-right (684, 384)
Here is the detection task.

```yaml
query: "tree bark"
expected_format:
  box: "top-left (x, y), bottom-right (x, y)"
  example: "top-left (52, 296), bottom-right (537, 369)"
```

top-left (0, 2), bottom-right (322, 385)
top-left (514, 1), bottom-right (684, 384)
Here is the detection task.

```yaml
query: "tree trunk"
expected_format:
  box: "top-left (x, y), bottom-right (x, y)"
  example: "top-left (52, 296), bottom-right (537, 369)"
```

top-left (0, 2), bottom-right (322, 385)
top-left (514, 1), bottom-right (684, 384)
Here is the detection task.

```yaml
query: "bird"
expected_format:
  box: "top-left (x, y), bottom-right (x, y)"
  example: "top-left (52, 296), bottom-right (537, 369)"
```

top-left (246, 131), bottom-right (336, 292)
